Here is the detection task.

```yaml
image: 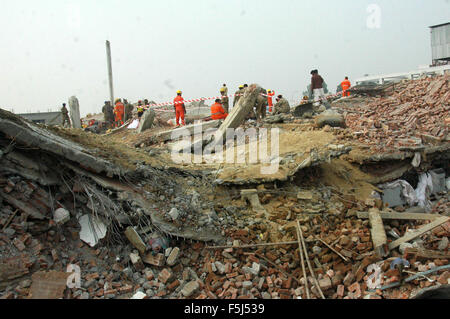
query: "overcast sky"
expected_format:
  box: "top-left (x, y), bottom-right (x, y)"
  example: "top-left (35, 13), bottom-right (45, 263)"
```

top-left (1, 0), bottom-right (449, 117)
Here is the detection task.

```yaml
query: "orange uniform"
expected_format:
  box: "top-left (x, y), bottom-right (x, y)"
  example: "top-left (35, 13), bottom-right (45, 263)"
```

top-left (114, 102), bottom-right (125, 126)
top-left (341, 79), bottom-right (351, 97)
top-left (173, 95), bottom-right (185, 126)
top-left (210, 102), bottom-right (228, 120)
top-left (267, 91), bottom-right (275, 112)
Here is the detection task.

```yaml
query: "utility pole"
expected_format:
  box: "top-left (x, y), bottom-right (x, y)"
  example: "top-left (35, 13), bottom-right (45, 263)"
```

top-left (106, 40), bottom-right (114, 106)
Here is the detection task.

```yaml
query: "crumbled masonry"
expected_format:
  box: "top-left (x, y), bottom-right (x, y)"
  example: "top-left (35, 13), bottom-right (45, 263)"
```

top-left (0, 76), bottom-right (449, 299)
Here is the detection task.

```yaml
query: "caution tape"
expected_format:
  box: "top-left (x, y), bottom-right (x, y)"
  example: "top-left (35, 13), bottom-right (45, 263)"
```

top-left (140, 89), bottom-right (345, 113)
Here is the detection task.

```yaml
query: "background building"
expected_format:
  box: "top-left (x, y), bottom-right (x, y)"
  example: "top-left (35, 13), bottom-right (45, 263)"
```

top-left (17, 111), bottom-right (62, 125)
top-left (430, 22), bottom-right (450, 65)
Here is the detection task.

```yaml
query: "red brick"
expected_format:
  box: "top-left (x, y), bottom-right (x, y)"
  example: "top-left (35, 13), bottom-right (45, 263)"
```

top-left (119, 285), bottom-right (134, 294)
top-left (348, 282), bottom-right (360, 293)
top-left (226, 272), bottom-right (238, 279)
top-left (167, 279), bottom-right (180, 290)
top-left (158, 268), bottom-right (173, 284)
top-left (85, 272), bottom-right (100, 281)
top-left (104, 289), bottom-right (117, 295)
top-left (223, 281), bottom-right (231, 290)
top-left (337, 285), bottom-right (345, 298)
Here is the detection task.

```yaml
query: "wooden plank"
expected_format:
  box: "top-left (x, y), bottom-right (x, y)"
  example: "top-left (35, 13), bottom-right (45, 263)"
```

top-left (124, 227), bottom-right (147, 255)
top-left (0, 191), bottom-right (45, 220)
top-left (315, 236), bottom-right (349, 262)
top-left (404, 247), bottom-right (450, 260)
top-left (357, 211), bottom-right (441, 221)
top-left (368, 208), bottom-right (389, 258)
top-left (389, 216), bottom-right (449, 250)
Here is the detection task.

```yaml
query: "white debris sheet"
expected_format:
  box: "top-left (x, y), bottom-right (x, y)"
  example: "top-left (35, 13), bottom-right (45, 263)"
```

top-left (78, 214), bottom-right (107, 247)
top-left (127, 119), bottom-right (140, 129)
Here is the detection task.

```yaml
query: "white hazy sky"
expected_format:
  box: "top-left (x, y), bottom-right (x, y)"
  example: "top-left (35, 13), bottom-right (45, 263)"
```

top-left (1, 0), bottom-right (449, 117)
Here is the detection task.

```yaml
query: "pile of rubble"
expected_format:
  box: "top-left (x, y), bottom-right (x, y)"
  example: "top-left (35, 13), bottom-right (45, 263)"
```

top-left (0, 78), bottom-right (449, 300)
top-left (344, 75), bottom-right (449, 151)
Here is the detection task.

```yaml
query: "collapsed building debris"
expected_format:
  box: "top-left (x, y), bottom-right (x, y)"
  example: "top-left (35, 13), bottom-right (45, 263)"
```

top-left (0, 74), bottom-right (449, 300)
top-left (343, 75), bottom-right (449, 151)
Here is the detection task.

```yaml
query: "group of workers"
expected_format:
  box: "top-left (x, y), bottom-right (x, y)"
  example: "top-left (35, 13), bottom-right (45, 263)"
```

top-left (93, 72), bottom-right (352, 130)
top-left (311, 69), bottom-right (352, 106)
top-left (100, 98), bottom-right (137, 128)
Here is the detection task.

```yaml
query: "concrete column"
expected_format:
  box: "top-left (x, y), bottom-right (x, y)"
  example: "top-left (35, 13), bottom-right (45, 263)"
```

top-left (106, 40), bottom-right (114, 106)
top-left (68, 96), bottom-right (81, 128)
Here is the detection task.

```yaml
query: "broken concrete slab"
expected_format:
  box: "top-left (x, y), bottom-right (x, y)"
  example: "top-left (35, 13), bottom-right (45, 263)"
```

top-left (241, 189), bottom-right (268, 217)
top-left (0, 109), bottom-right (121, 177)
top-left (315, 114), bottom-right (345, 128)
top-left (137, 109), bottom-right (156, 134)
top-left (153, 120), bottom-right (221, 144)
top-left (205, 84), bottom-right (261, 149)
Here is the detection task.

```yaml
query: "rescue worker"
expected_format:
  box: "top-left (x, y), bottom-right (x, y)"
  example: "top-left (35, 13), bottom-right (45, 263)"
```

top-left (61, 103), bottom-right (70, 127)
top-left (210, 99), bottom-right (228, 120)
top-left (123, 98), bottom-right (133, 121)
top-left (114, 98), bottom-right (125, 127)
top-left (233, 85), bottom-right (244, 107)
top-left (173, 90), bottom-right (186, 127)
top-left (222, 84), bottom-right (228, 95)
top-left (102, 101), bottom-right (114, 128)
top-left (341, 76), bottom-right (351, 97)
top-left (311, 70), bottom-right (326, 106)
top-left (255, 89), bottom-right (268, 122)
top-left (267, 90), bottom-right (275, 113)
top-left (220, 87), bottom-right (229, 113)
top-left (273, 95), bottom-right (291, 115)
top-left (137, 101), bottom-right (144, 119)
top-left (300, 95), bottom-right (310, 105)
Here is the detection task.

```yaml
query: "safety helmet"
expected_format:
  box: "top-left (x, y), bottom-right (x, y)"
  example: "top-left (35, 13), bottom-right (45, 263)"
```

top-left (239, 85), bottom-right (244, 89)
top-left (115, 98), bottom-right (121, 103)
top-left (220, 87), bottom-right (225, 92)
top-left (176, 90), bottom-right (182, 94)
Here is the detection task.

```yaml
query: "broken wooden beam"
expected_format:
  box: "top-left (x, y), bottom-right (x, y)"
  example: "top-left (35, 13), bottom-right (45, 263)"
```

top-left (389, 216), bottom-right (449, 250)
top-left (296, 221), bottom-right (310, 299)
top-left (368, 208), bottom-right (389, 258)
top-left (404, 247), bottom-right (450, 261)
top-left (0, 191), bottom-right (45, 220)
top-left (357, 211), bottom-right (441, 221)
top-left (298, 220), bottom-right (325, 299)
